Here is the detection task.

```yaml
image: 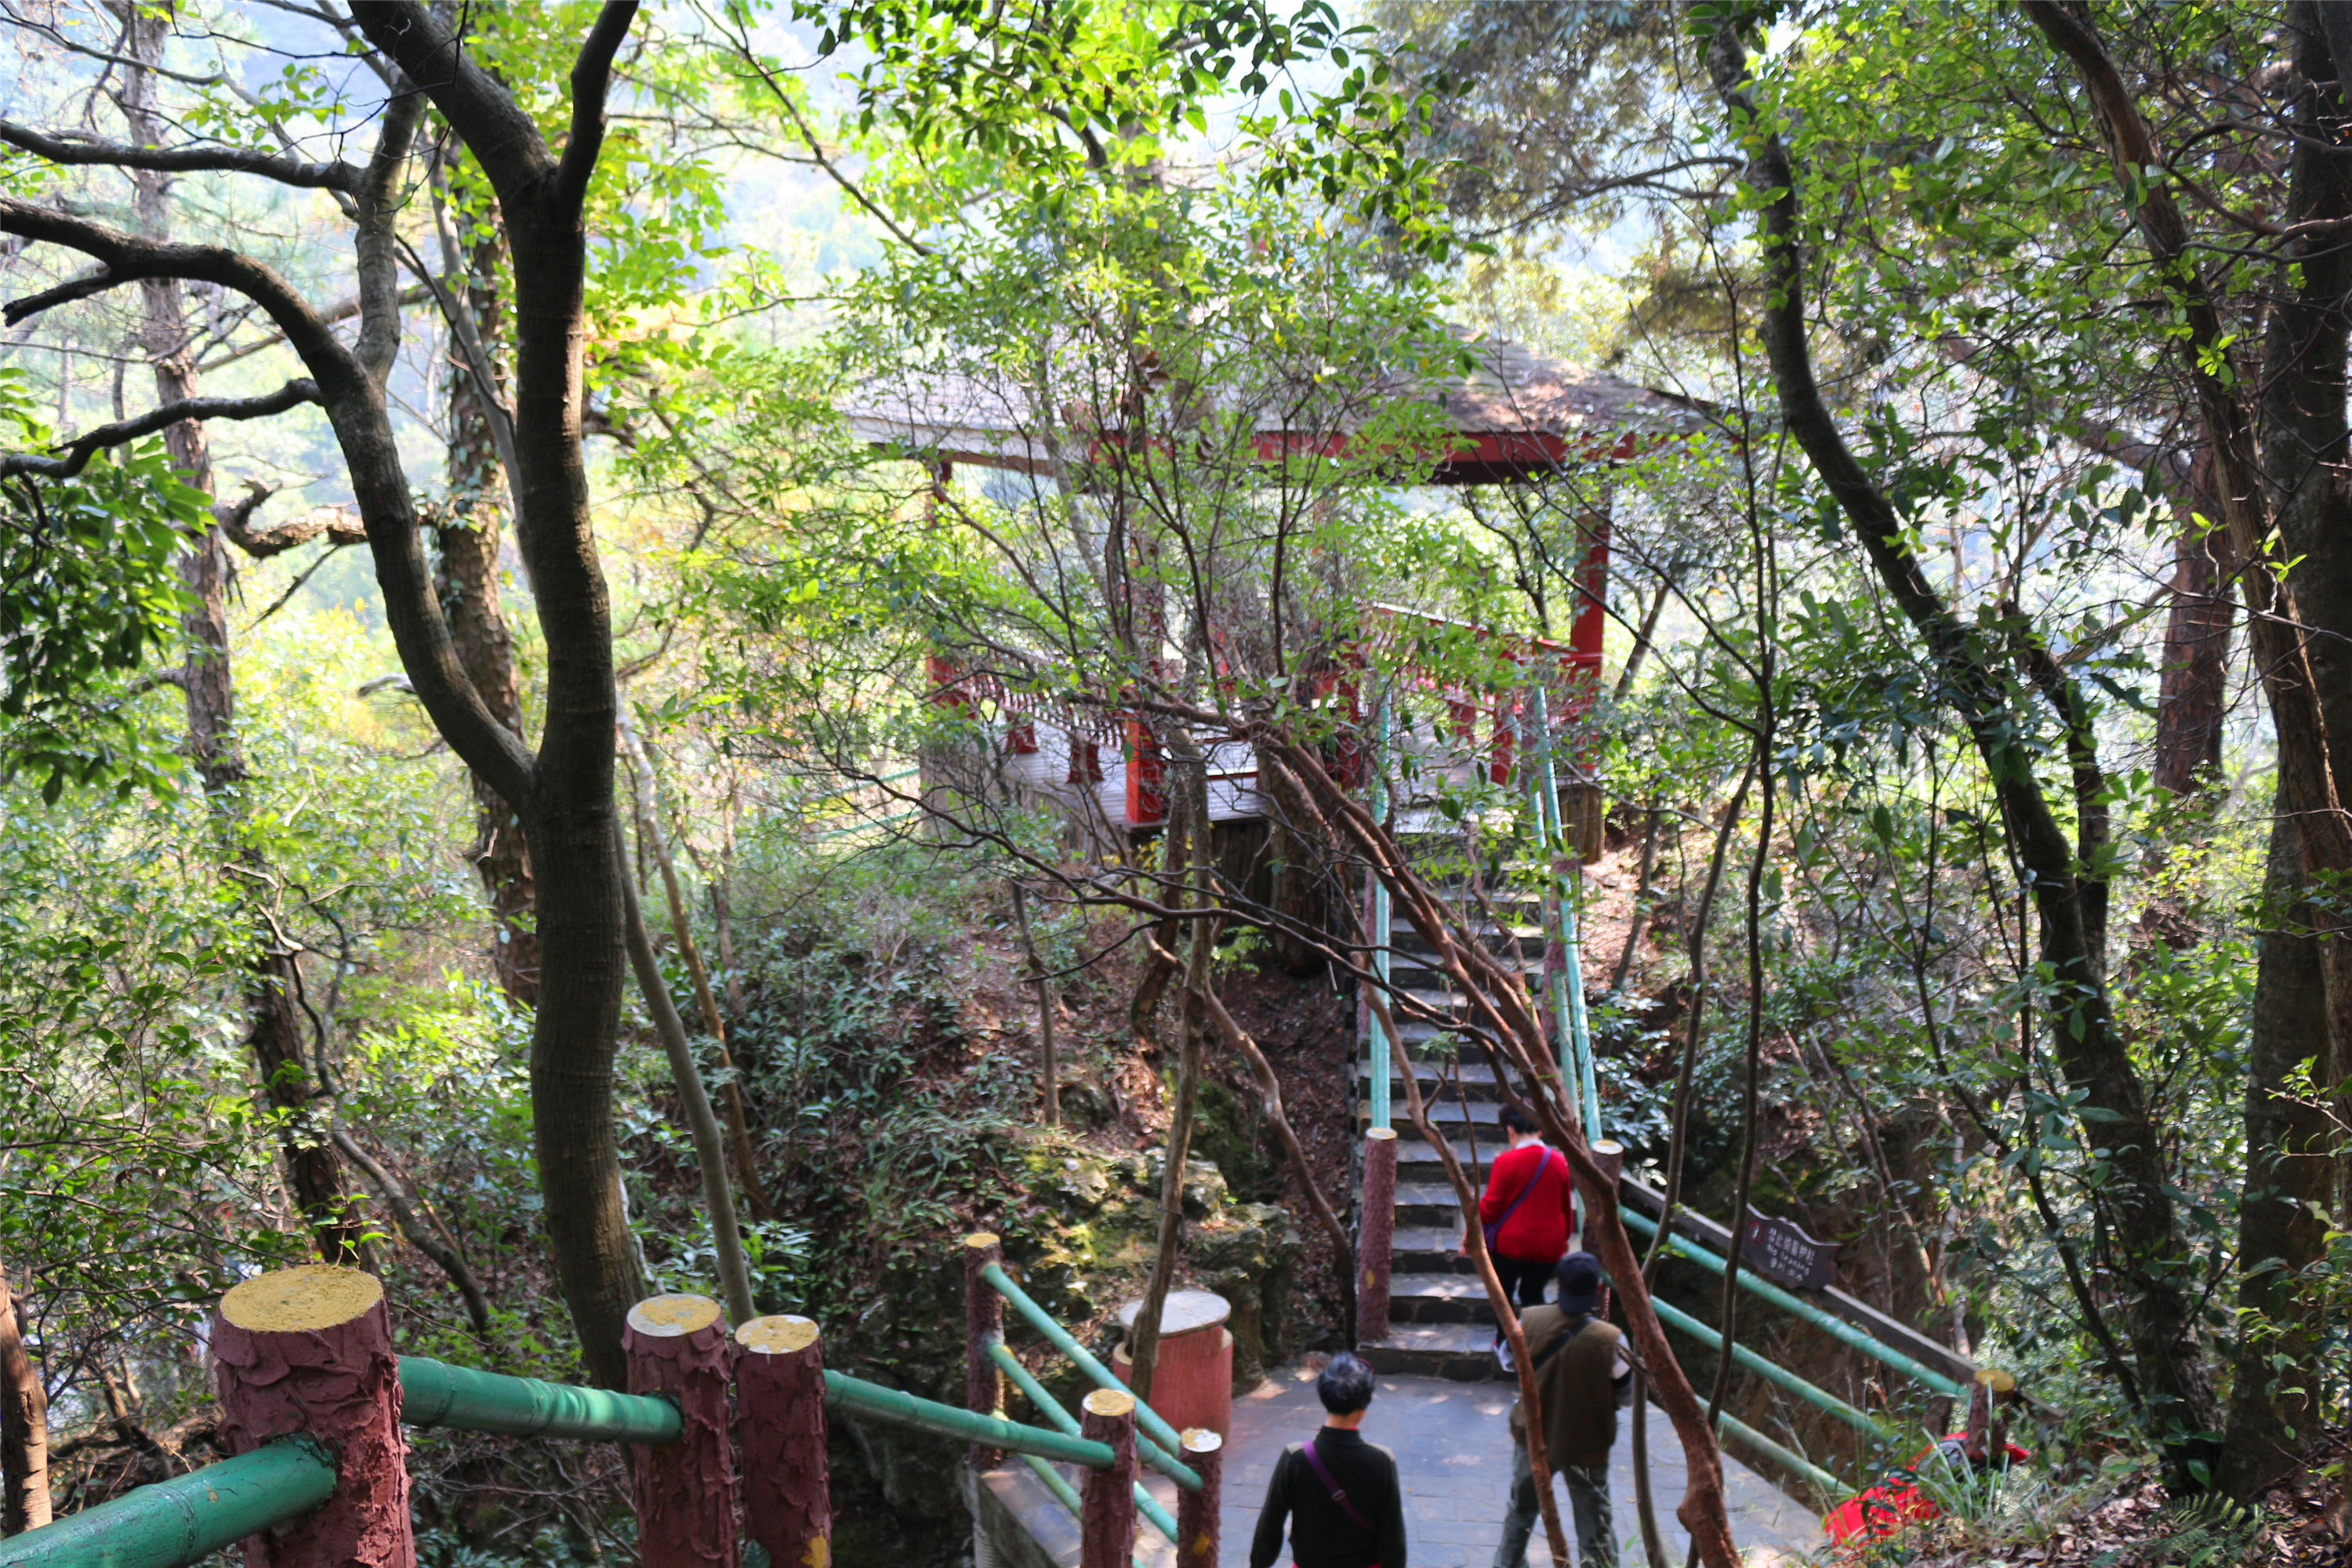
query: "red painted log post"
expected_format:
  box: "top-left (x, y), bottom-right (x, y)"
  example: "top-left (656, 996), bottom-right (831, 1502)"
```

top-left (626, 1294), bottom-right (737, 1568)
top-left (964, 1232), bottom-right (1004, 1468)
top-left (212, 1265), bottom-right (412, 1568)
top-left (737, 1315), bottom-right (832, 1568)
top-left (1077, 1388), bottom-right (1137, 1568)
top-left (1174, 1428), bottom-right (1222, 1567)
top-left (1356, 1128), bottom-right (1397, 1345)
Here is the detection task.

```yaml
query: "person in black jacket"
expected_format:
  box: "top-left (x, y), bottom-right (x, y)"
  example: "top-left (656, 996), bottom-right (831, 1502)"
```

top-left (1249, 1352), bottom-right (1409, 1568)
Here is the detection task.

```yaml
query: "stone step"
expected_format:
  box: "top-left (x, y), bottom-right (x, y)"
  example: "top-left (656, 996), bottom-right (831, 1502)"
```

top-left (1359, 1098), bottom-right (1504, 1131)
top-left (1387, 1271), bottom-right (1504, 1325)
top-left (1395, 1136), bottom-right (1497, 1178)
top-left (1379, 1059), bottom-right (1508, 1090)
top-left (1393, 1226), bottom-right (1468, 1269)
top-left (1396, 1182), bottom-right (1472, 1228)
top-left (1353, 1321), bottom-right (1506, 1381)
top-left (1383, 935), bottom-right (1545, 964)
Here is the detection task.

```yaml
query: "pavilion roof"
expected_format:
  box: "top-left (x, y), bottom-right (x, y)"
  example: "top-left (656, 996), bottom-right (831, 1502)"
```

top-left (840, 329), bottom-right (1712, 485)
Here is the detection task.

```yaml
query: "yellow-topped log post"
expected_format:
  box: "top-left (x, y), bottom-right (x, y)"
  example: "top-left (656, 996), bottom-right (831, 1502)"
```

top-left (213, 1265), bottom-right (412, 1568)
top-left (626, 1294), bottom-right (736, 1567)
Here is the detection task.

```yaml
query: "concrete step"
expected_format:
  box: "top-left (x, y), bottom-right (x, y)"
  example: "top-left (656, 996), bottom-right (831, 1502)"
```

top-left (1354, 1321), bottom-right (1506, 1381)
top-left (1359, 1099), bottom-right (1505, 1133)
top-left (1388, 1271), bottom-right (1504, 1325)
top-left (1395, 1136), bottom-right (1497, 1178)
top-left (1378, 1059), bottom-right (1508, 1091)
top-left (1392, 1226), bottom-right (1467, 1269)
top-left (1396, 1182), bottom-right (1472, 1228)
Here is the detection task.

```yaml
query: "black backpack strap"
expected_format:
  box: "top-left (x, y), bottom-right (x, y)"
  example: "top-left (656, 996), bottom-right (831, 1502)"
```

top-left (1530, 1313), bottom-right (1592, 1372)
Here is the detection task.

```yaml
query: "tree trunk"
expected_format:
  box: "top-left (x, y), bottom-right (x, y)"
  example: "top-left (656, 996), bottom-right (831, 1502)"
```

top-left (619, 714), bottom-right (771, 1221)
top-left (437, 221), bottom-right (539, 1004)
top-left (618, 839), bottom-right (756, 1327)
top-left (1715, 18), bottom-right (2223, 1480)
top-left (2220, 809), bottom-right (2340, 1495)
top-left (2151, 449), bottom-right (2234, 797)
top-left (358, 5), bottom-right (652, 1388)
top-left (0, 4), bottom-right (651, 1392)
top-left (1128, 751), bottom-right (1215, 1403)
top-left (1011, 881), bottom-right (1061, 1127)
top-left (0, 1268), bottom-right (48, 1535)
top-left (2025, 4), bottom-right (2352, 1485)
top-left (124, 4), bottom-right (364, 1265)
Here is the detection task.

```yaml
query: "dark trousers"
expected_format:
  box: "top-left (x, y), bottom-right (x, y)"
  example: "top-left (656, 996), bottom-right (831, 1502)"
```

top-left (1490, 1253), bottom-right (1552, 1339)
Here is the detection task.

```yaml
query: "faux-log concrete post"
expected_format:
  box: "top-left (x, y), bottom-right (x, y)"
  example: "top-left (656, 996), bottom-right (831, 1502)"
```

top-left (737, 1315), bottom-right (831, 1568)
top-left (626, 1294), bottom-right (737, 1567)
top-left (1356, 1127), bottom-right (1397, 1344)
top-left (1591, 1140), bottom-right (1625, 1318)
top-left (964, 1232), bottom-right (1004, 1468)
top-left (1174, 1428), bottom-right (1222, 1567)
top-left (212, 1265), bottom-right (413, 1568)
top-left (1077, 1388), bottom-right (1137, 1568)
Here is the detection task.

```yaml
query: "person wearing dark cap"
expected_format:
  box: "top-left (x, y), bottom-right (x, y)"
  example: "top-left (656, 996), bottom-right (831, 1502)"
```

top-left (1250, 1352), bottom-right (1409, 1568)
top-left (1494, 1252), bottom-right (1630, 1568)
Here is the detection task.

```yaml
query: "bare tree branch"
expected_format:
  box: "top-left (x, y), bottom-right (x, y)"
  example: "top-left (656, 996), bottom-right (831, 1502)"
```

top-left (0, 379), bottom-right (318, 478)
top-left (0, 120), bottom-right (355, 190)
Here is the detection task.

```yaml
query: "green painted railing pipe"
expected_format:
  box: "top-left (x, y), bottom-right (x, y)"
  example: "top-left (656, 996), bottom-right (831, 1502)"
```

top-left (1715, 1410), bottom-right (1848, 1503)
top-left (1641, 1297), bottom-right (1896, 1446)
top-left (400, 1356), bottom-right (683, 1444)
top-left (1013, 1454), bottom-right (1156, 1568)
top-left (822, 1368), bottom-right (1115, 1470)
top-left (1527, 687), bottom-right (1601, 1146)
top-left (987, 1341), bottom-right (1182, 1540)
top-left (978, 1262), bottom-right (1197, 1481)
top-left (0, 1437), bottom-right (336, 1568)
top-left (1018, 1453), bottom-right (1088, 1521)
top-left (1620, 1208), bottom-right (1971, 1400)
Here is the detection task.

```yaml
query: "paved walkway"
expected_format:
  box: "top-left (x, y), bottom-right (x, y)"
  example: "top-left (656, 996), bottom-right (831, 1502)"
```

top-left (990, 1362), bottom-right (1825, 1568)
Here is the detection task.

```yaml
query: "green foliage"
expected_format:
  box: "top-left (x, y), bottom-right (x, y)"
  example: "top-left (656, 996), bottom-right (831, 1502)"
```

top-left (0, 370), bottom-right (205, 800)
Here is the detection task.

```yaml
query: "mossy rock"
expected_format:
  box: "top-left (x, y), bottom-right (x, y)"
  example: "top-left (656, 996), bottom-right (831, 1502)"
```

top-left (1056, 1077), bottom-right (1115, 1129)
top-left (1188, 1076), bottom-right (1282, 1203)
top-left (1134, 1149), bottom-right (1229, 1219)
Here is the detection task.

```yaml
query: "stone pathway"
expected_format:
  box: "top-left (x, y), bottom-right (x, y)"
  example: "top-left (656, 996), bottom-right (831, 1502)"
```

top-left (984, 1363), bottom-right (1825, 1568)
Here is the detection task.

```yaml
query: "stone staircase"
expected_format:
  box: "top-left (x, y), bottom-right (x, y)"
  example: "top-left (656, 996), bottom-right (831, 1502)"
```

top-left (1354, 873), bottom-right (1552, 1381)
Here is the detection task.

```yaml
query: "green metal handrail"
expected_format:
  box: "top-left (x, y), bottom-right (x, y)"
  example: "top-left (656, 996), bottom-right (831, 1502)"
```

top-left (0, 1437), bottom-right (336, 1568)
top-left (1715, 1410), bottom-right (1846, 1502)
top-left (988, 1343), bottom-right (1181, 1541)
top-left (1526, 686), bottom-right (1600, 1146)
top-left (400, 1356), bottom-right (683, 1443)
top-left (1621, 1207), bottom-right (1970, 1401)
top-left (822, 1368), bottom-right (1115, 1470)
top-left (1640, 1297), bottom-right (1895, 1446)
top-left (978, 1262), bottom-right (1201, 1490)
top-left (1000, 1455), bottom-right (1156, 1568)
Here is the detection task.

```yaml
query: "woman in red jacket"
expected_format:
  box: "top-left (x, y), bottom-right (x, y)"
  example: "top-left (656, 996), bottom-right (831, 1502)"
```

top-left (1461, 1104), bottom-right (1577, 1368)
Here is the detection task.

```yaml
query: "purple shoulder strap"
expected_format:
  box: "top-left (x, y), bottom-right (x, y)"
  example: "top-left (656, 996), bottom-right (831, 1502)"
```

top-left (1300, 1437), bottom-right (1374, 1532)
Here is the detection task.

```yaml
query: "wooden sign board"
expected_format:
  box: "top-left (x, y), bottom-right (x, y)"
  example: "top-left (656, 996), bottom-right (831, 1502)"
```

top-left (1740, 1211), bottom-right (1840, 1292)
